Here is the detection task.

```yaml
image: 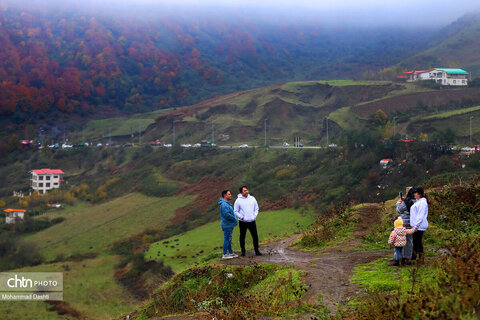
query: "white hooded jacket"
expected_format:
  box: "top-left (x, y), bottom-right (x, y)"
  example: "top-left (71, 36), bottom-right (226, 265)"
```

top-left (234, 193), bottom-right (259, 222)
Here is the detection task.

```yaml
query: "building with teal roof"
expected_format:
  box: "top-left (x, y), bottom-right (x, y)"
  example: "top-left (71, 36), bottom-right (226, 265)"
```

top-left (416, 68), bottom-right (470, 86)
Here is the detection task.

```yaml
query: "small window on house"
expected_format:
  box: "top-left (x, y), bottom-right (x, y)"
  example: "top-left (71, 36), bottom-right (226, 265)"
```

top-left (453, 80), bottom-right (456, 84)
top-left (39, 183), bottom-right (43, 187)
top-left (46, 176), bottom-right (51, 180)
top-left (39, 176), bottom-right (44, 180)
top-left (463, 80), bottom-right (466, 83)
top-left (54, 176), bottom-right (58, 179)
top-left (46, 183), bottom-right (51, 187)
top-left (54, 182), bottom-right (58, 186)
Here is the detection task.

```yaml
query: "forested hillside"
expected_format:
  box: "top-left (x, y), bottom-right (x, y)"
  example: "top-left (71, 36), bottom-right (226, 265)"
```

top-left (0, 1), bottom-right (436, 126)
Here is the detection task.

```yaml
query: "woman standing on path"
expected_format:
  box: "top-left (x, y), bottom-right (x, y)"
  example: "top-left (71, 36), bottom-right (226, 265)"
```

top-left (410, 187), bottom-right (429, 264)
top-left (396, 187), bottom-right (415, 264)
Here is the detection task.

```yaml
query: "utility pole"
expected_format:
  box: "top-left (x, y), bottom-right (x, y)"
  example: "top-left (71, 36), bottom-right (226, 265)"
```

top-left (211, 120), bottom-right (215, 145)
top-left (264, 118), bottom-right (268, 147)
top-left (393, 116), bottom-right (398, 137)
top-left (326, 117), bottom-right (329, 147)
top-left (470, 116), bottom-right (474, 145)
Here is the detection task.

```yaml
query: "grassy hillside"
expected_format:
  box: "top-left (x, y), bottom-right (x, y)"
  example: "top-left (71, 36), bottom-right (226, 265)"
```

top-left (51, 79), bottom-right (477, 147)
top-left (0, 255), bottom-right (137, 320)
top-left (25, 193), bottom-right (194, 260)
top-left (146, 208), bottom-right (315, 272)
top-left (401, 12), bottom-right (480, 75)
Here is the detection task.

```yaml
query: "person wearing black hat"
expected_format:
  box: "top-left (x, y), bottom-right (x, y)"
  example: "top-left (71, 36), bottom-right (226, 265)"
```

top-left (410, 187), bottom-right (429, 263)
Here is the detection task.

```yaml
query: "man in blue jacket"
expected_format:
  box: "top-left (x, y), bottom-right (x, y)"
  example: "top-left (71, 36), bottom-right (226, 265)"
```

top-left (219, 189), bottom-right (238, 259)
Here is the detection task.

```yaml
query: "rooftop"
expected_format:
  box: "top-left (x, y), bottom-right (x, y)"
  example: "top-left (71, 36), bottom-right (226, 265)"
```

top-left (31, 169), bottom-right (65, 175)
top-left (4, 209), bottom-right (27, 213)
top-left (434, 68), bottom-right (469, 74)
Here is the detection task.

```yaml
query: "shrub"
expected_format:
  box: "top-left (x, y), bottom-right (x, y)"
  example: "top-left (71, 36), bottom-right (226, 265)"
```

top-left (341, 236), bottom-right (480, 319)
top-left (0, 234), bottom-right (44, 270)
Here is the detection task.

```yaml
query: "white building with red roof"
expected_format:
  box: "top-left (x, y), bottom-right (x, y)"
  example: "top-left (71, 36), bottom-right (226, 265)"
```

top-left (30, 169), bottom-right (65, 194)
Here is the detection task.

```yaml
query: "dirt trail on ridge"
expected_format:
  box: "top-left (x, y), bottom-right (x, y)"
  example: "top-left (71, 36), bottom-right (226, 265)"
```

top-left (222, 203), bottom-right (389, 314)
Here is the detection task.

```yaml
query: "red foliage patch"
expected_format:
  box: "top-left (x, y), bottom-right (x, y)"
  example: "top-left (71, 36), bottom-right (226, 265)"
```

top-left (261, 194), bottom-right (294, 211)
top-left (171, 176), bottom-right (230, 224)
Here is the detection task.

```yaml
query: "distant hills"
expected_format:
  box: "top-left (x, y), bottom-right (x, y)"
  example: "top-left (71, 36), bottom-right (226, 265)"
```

top-left (133, 80), bottom-right (480, 146)
top-left (400, 12), bottom-right (480, 75)
top-left (0, 3), bottom-right (435, 127)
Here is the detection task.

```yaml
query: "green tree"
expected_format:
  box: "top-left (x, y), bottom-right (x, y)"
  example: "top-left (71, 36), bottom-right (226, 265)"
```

top-left (374, 109), bottom-right (387, 126)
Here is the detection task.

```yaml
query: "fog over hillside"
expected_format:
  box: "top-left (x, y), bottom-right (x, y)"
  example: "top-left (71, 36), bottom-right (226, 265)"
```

top-left (3, 0), bottom-right (480, 27)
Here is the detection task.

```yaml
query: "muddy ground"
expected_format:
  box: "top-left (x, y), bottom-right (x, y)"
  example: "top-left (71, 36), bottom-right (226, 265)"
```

top-left (151, 204), bottom-right (390, 319)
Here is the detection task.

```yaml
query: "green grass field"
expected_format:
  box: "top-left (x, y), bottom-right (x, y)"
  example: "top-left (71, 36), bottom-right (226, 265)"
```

top-left (421, 105), bottom-right (480, 120)
top-left (419, 109), bottom-right (480, 138)
top-left (25, 193), bottom-right (195, 260)
top-left (79, 108), bottom-right (173, 140)
top-left (0, 255), bottom-right (137, 320)
top-left (280, 80), bottom-right (391, 90)
top-left (145, 208), bottom-right (316, 272)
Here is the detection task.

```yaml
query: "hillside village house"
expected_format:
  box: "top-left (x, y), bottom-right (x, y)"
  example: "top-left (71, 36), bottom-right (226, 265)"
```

top-left (404, 68), bottom-right (469, 86)
top-left (30, 169), bottom-right (64, 194)
top-left (4, 208), bottom-right (26, 224)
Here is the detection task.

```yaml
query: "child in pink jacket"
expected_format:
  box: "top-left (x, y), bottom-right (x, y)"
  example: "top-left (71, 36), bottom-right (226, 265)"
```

top-left (388, 218), bottom-right (417, 266)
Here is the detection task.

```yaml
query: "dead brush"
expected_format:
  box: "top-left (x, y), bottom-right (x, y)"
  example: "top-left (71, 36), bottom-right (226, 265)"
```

top-left (297, 202), bottom-right (352, 247)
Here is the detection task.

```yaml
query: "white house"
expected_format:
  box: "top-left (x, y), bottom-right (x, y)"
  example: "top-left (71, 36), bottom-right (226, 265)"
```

top-left (30, 169), bottom-right (65, 194)
top-left (379, 158), bottom-right (392, 168)
top-left (405, 68), bottom-right (469, 86)
top-left (4, 209), bottom-right (26, 224)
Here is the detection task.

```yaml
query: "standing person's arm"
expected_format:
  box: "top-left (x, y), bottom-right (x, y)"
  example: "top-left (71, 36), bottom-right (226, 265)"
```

top-left (229, 204), bottom-right (238, 223)
top-left (234, 200), bottom-right (243, 220)
top-left (410, 204), bottom-right (419, 229)
top-left (253, 198), bottom-right (259, 219)
top-left (415, 201), bottom-right (428, 228)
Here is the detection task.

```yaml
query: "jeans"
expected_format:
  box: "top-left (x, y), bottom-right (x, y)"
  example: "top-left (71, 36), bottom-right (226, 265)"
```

top-left (403, 219), bottom-right (413, 259)
top-left (239, 220), bottom-right (259, 252)
top-left (222, 227), bottom-right (234, 255)
top-left (394, 246), bottom-right (404, 260)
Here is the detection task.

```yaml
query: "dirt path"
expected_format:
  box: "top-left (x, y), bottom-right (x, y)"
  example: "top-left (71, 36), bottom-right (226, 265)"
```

top-left (222, 203), bottom-right (389, 314)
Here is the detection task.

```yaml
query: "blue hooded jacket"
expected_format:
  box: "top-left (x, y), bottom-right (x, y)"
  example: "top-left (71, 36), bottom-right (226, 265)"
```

top-left (219, 198), bottom-right (238, 229)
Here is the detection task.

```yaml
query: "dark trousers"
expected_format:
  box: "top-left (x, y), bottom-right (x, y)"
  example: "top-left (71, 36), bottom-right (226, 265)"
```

top-left (239, 220), bottom-right (259, 252)
top-left (412, 230), bottom-right (425, 259)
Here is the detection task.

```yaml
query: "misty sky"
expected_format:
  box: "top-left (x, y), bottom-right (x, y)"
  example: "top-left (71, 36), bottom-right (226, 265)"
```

top-left (5, 0), bottom-right (480, 27)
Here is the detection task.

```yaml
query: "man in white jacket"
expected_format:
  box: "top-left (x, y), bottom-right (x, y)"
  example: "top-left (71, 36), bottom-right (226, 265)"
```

top-left (234, 185), bottom-right (262, 256)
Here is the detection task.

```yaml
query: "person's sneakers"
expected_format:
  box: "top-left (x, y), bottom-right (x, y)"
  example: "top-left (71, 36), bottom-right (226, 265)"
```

top-left (222, 254), bottom-right (233, 259)
top-left (241, 251), bottom-right (246, 257)
top-left (229, 253), bottom-right (238, 258)
top-left (255, 250), bottom-right (263, 256)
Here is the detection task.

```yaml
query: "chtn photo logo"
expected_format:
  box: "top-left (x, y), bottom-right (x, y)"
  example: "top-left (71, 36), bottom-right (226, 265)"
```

top-left (6, 274), bottom-right (58, 288)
